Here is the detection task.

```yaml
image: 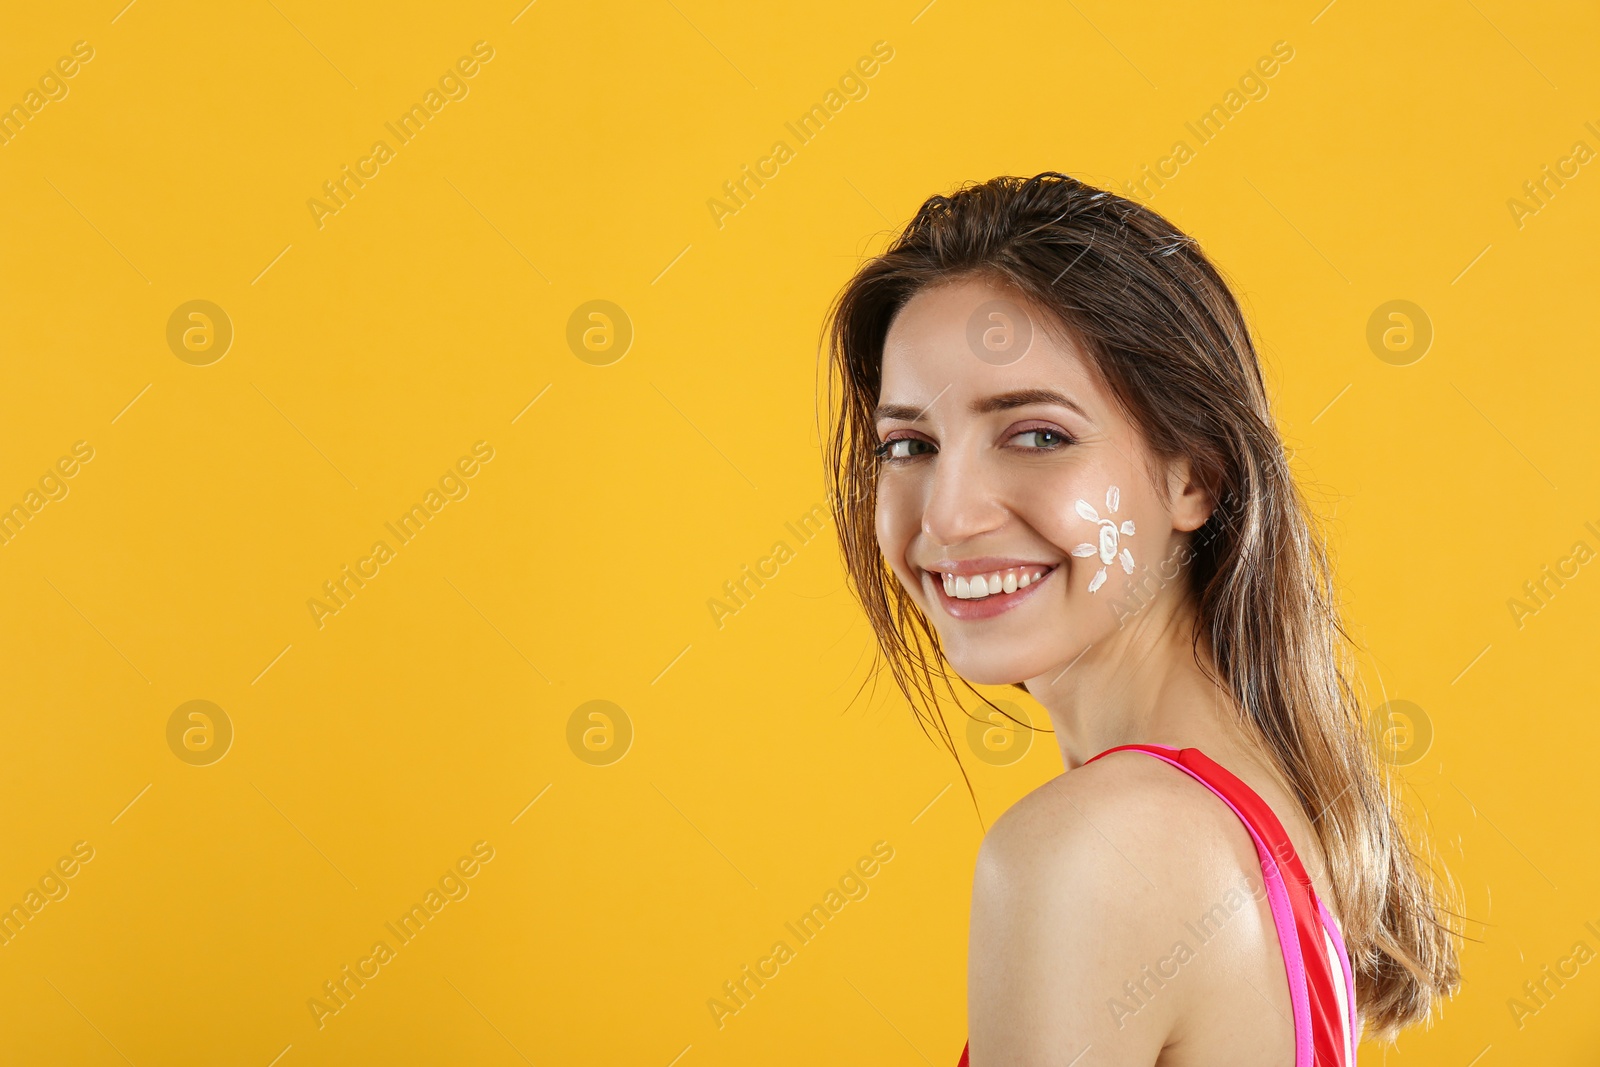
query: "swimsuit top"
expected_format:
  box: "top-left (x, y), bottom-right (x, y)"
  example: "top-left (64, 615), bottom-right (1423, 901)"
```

top-left (956, 743), bottom-right (1359, 1066)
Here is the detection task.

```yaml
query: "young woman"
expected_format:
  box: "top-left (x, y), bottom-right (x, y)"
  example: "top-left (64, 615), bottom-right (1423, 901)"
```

top-left (821, 173), bottom-right (1460, 1065)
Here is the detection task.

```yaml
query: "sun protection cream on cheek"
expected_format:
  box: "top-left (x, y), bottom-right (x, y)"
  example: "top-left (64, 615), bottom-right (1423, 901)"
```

top-left (1070, 485), bottom-right (1137, 593)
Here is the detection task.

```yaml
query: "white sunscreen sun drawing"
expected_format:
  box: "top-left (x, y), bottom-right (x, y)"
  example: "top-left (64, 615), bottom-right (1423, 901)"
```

top-left (1071, 485), bottom-right (1136, 593)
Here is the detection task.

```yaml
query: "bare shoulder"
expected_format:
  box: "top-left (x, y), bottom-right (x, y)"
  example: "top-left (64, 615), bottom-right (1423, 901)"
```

top-left (976, 749), bottom-right (1245, 893)
top-left (987, 749), bottom-right (1217, 846)
top-left (968, 751), bottom-right (1272, 1065)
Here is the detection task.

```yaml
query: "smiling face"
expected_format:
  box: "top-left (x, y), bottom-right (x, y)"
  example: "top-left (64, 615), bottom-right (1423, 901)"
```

top-left (873, 274), bottom-right (1212, 686)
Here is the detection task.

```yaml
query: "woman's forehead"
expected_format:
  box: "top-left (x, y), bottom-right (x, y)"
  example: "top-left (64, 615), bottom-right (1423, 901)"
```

top-left (880, 280), bottom-right (1104, 411)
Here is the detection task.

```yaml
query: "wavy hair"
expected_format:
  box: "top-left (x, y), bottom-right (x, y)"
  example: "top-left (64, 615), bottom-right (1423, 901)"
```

top-left (819, 172), bottom-right (1460, 1036)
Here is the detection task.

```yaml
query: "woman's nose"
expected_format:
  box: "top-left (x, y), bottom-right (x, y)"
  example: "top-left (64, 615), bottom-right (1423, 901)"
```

top-left (920, 445), bottom-right (1007, 548)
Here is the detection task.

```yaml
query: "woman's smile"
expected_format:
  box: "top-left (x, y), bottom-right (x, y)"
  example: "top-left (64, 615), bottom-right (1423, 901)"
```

top-left (924, 560), bottom-right (1058, 620)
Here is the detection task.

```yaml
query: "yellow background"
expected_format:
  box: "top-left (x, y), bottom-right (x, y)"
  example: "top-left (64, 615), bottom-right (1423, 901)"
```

top-left (1, 0), bottom-right (1596, 1063)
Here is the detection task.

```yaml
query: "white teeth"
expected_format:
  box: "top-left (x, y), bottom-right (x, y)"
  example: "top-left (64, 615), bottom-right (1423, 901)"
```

top-left (940, 566), bottom-right (1050, 600)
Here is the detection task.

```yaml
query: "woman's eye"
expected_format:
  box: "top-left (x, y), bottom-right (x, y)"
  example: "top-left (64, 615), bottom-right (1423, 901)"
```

top-left (876, 437), bottom-right (934, 461)
top-left (1012, 428), bottom-right (1069, 449)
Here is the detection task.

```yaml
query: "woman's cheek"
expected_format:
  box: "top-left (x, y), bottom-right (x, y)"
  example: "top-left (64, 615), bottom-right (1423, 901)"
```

top-left (1023, 475), bottom-right (1098, 557)
top-left (874, 486), bottom-right (910, 565)
top-left (873, 491), bottom-right (894, 557)
top-left (875, 480), bottom-right (926, 596)
top-left (883, 499), bottom-right (908, 575)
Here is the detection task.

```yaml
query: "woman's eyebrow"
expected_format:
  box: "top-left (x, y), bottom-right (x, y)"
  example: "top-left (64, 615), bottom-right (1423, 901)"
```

top-left (874, 388), bottom-right (1088, 423)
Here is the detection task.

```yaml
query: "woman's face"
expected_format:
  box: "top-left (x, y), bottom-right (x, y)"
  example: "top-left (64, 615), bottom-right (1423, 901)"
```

top-left (873, 275), bottom-right (1209, 686)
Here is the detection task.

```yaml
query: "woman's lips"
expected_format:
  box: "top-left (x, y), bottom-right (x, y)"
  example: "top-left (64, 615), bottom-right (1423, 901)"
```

top-left (927, 564), bottom-right (1057, 620)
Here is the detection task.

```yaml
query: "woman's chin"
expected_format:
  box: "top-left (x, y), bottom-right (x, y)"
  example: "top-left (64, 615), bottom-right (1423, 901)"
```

top-left (943, 649), bottom-right (1048, 689)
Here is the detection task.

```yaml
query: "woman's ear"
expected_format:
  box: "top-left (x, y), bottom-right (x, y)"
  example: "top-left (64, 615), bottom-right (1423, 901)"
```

top-left (1165, 456), bottom-right (1215, 534)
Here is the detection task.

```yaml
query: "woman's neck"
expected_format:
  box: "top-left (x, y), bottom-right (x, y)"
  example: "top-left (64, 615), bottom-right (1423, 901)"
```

top-left (1024, 595), bottom-right (1241, 771)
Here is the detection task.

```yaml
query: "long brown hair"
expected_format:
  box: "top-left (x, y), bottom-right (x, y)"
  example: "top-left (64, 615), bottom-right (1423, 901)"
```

top-left (819, 172), bottom-right (1460, 1037)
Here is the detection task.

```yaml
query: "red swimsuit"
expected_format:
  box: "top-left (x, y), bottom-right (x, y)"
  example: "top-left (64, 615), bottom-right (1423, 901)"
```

top-left (956, 744), bottom-right (1358, 1066)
